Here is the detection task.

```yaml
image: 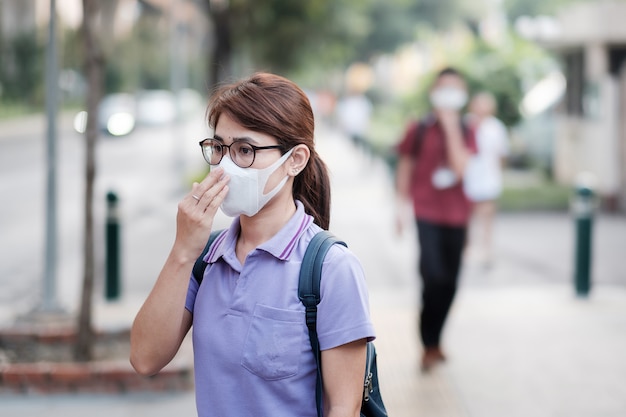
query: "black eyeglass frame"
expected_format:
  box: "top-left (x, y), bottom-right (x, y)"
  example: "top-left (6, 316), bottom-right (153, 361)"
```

top-left (198, 138), bottom-right (284, 168)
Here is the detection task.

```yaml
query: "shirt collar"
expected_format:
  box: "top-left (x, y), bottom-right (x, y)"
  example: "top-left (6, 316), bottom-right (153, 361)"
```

top-left (205, 200), bottom-right (313, 264)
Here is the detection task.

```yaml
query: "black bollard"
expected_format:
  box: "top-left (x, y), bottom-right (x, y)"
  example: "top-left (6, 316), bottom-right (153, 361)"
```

top-left (105, 191), bottom-right (121, 301)
top-left (572, 180), bottom-right (595, 297)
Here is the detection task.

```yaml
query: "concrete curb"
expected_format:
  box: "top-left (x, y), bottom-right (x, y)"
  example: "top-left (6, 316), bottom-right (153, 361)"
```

top-left (0, 360), bottom-right (192, 394)
top-left (0, 326), bottom-right (193, 394)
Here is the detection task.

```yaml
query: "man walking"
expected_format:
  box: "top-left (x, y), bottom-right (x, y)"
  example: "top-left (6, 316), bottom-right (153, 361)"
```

top-left (395, 67), bottom-right (476, 371)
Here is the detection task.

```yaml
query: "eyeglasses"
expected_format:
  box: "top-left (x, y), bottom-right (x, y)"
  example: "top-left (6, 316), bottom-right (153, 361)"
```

top-left (199, 138), bottom-right (283, 168)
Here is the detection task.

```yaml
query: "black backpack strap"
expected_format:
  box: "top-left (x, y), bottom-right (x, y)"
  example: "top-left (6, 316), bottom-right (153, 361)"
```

top-left (298, 230), bottom-right (347, 417)
top-left (192, 229), bottom-right (225, 285)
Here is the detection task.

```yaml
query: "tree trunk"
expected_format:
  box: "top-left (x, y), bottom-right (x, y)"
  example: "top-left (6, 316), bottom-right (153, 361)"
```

top-left (74, 0), bottom-right (104, 362)
top-left (208, 0), bottom-right (232, 87)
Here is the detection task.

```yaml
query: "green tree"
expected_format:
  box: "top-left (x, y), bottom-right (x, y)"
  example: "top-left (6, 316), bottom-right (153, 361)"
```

top-left (353, 0), bottom-right (475, 62)
top-left (101, 14), bottom-right (170, 93)
top-left (0, 31), bottom-right (43, 106)
top-left (410, 0), bottom-right (468, 30)
top-left (398, 28), bottom-right (557, 128)
top-left (503, 0), bottom-right (607, 20)
top-left (205, 0), bottom-right (365, 84)
top-left (203, 0), bottom-right (472, 85)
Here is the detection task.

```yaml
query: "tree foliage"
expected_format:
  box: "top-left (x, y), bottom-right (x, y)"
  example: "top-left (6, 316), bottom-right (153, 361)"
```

top-left (400, 30), bottom-right (557, 128)
top-left (204, 0), bottom-right (471, 83)
top-left (503, 0), bottom-right (604, 20)
top-left (0, 31), bottom-right (43, 106)
top-left (2, 0), bottom-right (576, 113)
top-left (208, 0), bottom-right (362, 76)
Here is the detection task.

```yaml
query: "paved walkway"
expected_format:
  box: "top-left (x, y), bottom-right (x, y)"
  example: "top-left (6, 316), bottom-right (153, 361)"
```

top-left (1, 122), bottom-right (626, 416)
top-left (321, 125), bottom-right (626, 417)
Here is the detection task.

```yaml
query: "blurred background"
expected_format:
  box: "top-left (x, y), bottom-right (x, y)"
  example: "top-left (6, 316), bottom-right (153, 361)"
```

top-left (2, 0), bottom-right (625, 210)
top-left (0, 0), bottom-right (625, 416)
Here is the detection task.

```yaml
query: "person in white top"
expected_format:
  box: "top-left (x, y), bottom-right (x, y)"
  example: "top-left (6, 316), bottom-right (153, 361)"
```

top-left (464, 92), bottom-right (509, 266)
top-left (336, 92), bottom-right (373, 154)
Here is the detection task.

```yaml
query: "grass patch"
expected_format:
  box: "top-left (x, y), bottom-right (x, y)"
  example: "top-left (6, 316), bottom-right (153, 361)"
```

top-left (0, 102), bottom-right (38, 120)
top-left (499, 181), bottom-right (571, 212)
top-left (0, 101), bottom-right (84, 121)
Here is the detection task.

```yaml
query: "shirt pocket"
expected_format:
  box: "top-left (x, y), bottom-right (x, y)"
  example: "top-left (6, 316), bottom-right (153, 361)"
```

top-left (241, 304), bottom-right (304, 380)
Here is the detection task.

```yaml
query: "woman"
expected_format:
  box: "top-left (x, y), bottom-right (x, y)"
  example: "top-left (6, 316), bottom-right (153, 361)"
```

top-left (464, 91), bottom-right (509, 267)
top-left (130, 73), bottom-right (376, 417)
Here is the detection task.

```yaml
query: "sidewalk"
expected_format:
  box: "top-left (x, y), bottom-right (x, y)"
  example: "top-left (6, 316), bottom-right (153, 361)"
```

top-left (323, 125), bottom-right (626, 417)
top-left (322, 125), bottom-right (626, 417)
top-left (1, 123), bottom-right (625, 416)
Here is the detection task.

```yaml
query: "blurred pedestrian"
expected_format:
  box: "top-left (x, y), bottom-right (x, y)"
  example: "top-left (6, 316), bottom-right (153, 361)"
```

top-left (464, 91), bottom-right (509, 267)
top-left (336, 90), bottom-right (373, 155)
top-left (395, 67), bottom-right (476, 372)
top-left (131, 73), bottom-right (376, 416)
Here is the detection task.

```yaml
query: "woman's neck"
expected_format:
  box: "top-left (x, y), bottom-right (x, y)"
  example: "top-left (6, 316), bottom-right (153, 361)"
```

top-left (235, 196), bottom-right (297, 263)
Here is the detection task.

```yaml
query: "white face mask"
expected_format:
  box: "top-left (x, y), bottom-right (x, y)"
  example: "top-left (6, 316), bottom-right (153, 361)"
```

top-left (218, 148), bottom-right (294, 217)
top-left (430, 87), bottom-right (468, 110)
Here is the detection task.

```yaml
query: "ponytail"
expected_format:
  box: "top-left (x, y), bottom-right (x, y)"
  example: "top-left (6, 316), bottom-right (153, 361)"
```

top-left (294, 150), bottom-right (331, 230)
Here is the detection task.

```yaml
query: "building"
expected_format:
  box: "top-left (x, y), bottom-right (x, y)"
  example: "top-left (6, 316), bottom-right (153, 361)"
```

top-left (540, 1), bottom-right (626, 211)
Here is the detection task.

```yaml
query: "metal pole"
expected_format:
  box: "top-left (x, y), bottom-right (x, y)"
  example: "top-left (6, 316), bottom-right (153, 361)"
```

top-left (169, 0), bottom-right (185, 190)
top-left (169, 0), bottom-right (182, 96)
top-left (42, 0), bottom-right (61, 311)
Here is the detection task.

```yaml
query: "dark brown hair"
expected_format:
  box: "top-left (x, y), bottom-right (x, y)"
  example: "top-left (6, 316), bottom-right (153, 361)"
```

top-left (436, 66), bottom-right (465, 80)
top-left (206, 72), bottom-right (331, 229)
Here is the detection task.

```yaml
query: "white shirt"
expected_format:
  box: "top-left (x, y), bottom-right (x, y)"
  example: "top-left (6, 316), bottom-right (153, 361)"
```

top-left (464, 116), bottom-right (509, 201)
top-left (336, 94), bottom-right (372, 136)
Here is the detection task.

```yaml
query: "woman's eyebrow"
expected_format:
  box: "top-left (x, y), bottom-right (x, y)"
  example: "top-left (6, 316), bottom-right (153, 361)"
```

top-left (234, 135), bottom-right (256, 143)
top-left (215, 134), bottom-right (258, 144)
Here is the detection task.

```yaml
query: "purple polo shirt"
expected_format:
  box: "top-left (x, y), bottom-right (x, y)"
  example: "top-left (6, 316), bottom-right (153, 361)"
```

top-left (185, 201), bottom-right (376, 417)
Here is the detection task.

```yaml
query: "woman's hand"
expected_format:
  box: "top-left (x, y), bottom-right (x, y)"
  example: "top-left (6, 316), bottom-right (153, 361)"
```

top-left (172, 167), bottom-right (229, 261)
top-left (130, 167), bottom-right (229, 376)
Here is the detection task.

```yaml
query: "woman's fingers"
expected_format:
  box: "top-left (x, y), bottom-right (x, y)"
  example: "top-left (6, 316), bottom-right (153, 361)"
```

top-left (191, 170), bottom-right (229, 214)
top-left (198, 166), bottom-right (225, 189)
top-left (206, 184), bottom-right (229, 213)
top-left (185, 166), bottom-right (224, 200)
top-left (191, 167), bottom-right (224, 197)
top-left (173, 167), bottom-right (230, 259)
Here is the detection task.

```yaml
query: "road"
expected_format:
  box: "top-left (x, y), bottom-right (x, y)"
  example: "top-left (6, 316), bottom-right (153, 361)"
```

top-left (0, 110), bottom-right (226, 323)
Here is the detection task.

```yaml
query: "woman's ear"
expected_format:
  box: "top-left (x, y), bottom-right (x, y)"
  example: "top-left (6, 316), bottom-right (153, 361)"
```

top-left (288, 144), bottom-right (310, 176)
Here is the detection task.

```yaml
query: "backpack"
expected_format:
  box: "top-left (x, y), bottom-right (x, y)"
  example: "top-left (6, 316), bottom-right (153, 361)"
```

top-left (192, 230), bottom-right (388, 417)
top-left (191, 229), bottom-right (225, 285)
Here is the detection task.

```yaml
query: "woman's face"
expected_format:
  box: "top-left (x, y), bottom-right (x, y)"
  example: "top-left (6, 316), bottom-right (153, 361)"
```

top-left (214, 112), bottom-right (290, 195)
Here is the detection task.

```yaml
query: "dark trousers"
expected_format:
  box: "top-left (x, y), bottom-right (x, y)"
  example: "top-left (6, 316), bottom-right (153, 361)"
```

top-left (416, 219), bottom-right (467, 348)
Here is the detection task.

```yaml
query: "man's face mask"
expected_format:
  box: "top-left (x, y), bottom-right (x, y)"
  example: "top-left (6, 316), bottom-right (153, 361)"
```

top-left (430, 87), bottom-right (468, 111)
top-left (218, 149), bottom-right (294, 217)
